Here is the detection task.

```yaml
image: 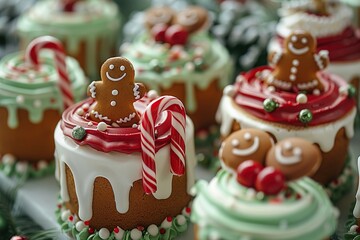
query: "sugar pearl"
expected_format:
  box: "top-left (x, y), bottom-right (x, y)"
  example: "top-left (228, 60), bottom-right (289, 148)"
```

top-left (130, 228), bottom-right (142, 240)
top-left (2, 154), bottom-right (15, 165)
top-left (75, 221), bottom-right (86, 232)
top-left (176, 215), bottom-right (186, 225)
top-left (16, 162), bottom-right (28, 173)
top-left (147, 224), bottom-right (159, 236)
top-left (16, 95), bottom-right (25, 104)
top-left (37, 160), bottom-right (48, 170)
top-left (33, 99), bottom-right (42, 108)
top-left (61, 210), bottom-right (71, 221)
top-left (161, 218), bottom-right (172, 228)
top-left (99, 228), bottom-right (110, 239)
top-left (97, 122), bottom-right (107, 132)
top-left (339, 86), bottom-right (348, 96)
top-left (349, 225), bottom-right (358, 233)
top-left (223, 85), bottom-right (235, 97)
top-left (296, 93), bottom-right (307, 104)
top-left (147, 90), bottom-right (159, 100)
top-left (114, 227), bottom-right (125, 240)
top-left (76, 108), bottom-right (84, 116)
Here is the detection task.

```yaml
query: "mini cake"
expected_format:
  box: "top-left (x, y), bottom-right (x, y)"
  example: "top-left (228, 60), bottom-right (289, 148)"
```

top-left (17, 0), bottom-right (121, 80)
top-left (217, 30), bottom-right (356, 201)
top-left (122, 6), bottom-right (233, 130)
top-left (55, 57), bottom-right (196, 240)
top-left (0, 36), bottom-right (86, 177)
top-left (269, 0), bottom-right (360, 104)
top-left (192, 132), bottom-right (338, 240)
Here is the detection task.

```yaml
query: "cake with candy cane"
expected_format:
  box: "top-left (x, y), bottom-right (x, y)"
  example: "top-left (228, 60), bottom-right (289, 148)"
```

top-left (0, 36), bottom-right (86, 178)
top-left (191, 129), bottom-right (338, 240)
top-left (17, 0), bottom-right (121, 80)
top-left (269, 0), bottom-right (360, 106)
top-left (121, 5), bottom-right (233, 131)
top-left (54, 57), bottom-right (196, 240)
top-left (217, 30), bottom-right (356, 202)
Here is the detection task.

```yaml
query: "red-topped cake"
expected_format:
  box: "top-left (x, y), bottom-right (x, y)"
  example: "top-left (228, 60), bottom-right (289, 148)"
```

top-left (55, 57), bottom-right (196, 240)
top-left (218, 30), bottom-right (356, 201)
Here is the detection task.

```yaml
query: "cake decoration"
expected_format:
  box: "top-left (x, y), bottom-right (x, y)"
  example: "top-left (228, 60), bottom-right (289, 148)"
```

top-left (88, 57), bottom-right (146, 127)
top-left (267, 30), bottom-right (329, 92)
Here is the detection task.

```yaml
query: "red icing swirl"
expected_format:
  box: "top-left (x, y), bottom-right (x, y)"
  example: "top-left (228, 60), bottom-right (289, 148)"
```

top-left (61, 95), bottom-right (173, 153)
top-left (278, 27), bottom-right (360, 62)
top-left (233, 66), bottom-right (355, 126)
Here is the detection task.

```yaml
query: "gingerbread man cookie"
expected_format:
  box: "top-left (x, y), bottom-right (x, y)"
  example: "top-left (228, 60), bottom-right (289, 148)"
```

top-left (145, 6), bottom-right (175, 30)
top-left (267, 30), bottom-right (329, 93)
top-left (173, 6), bottom-right (209, 34)
top-left (87, 57), bottom-right (146, 127)
top-left (219, 129), bottom-right (274, 171)
top-left (265, 138), bottom-right (322, 181)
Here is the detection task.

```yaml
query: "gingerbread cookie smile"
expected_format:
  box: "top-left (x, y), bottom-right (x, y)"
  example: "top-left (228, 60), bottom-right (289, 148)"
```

top-left (231, 133), bottom-right (260, 156)
top-left (106, 64), bottom-right (127, 82)
top-left (275, 141), bottom-right (302, 165)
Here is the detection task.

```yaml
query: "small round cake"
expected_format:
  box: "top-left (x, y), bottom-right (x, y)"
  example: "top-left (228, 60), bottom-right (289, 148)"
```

top-left (0, 36), bottom-right (86, 177)
top-left (17, 0), bottom-right (121, 80)
top-left (217, 30), bottom-right (356, 201)
top-left (55, 57), bottom-right (196, 239)
top-left (269, 0), bottom-right (360, 104)
top-left (122, 6), bottom-right (233, 130)
top-left (192, 132), bottom-right (338, 240)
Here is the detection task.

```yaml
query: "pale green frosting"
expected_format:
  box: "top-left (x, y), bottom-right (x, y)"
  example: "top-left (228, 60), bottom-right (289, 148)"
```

top-left (0, 51), bottom-right (87, 129)
top-left (341, 0), bottom-right (360, 6)
top-left (122, 33), bottom-right (233, 113)
top-left (191, 170), bottom-right (338, 240)
top-left (17, 0), bottom-right (121, 79)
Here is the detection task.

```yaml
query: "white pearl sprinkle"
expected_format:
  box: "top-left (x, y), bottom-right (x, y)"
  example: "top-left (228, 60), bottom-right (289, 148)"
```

top-left (16, 95), bottom-right (25, 104)
top-left (291, 67), bottom-right (297, 73)
top-left (76, 108), bottom-right (84, 116)
top-left (114, 227), bottom-right (125, 240)
top-left (132, 124), bottom-right (138, 128)
top-left (61, 210), bottom-right (71, 221)
top-left (110, 101), bottom-right (116, 107)
top-left (130, 228), bottom-right (142, 240)
top-left (97, 122), bottom-right (107, 132)
top-left (339, 86), bottom-right (348, 96)
top-left (296, 93), bottom-right (308, 104)
top-left (289, 75), bottom-right (296, 81)
top-left (185, 62), bottom-right (195, 71)
top-left (244, 132), bottom-right (252, 141)
top-left (292, 60), bottom-right (299, 66)
top-left (16, 162), bottom-right (28, 173)
top-left (267, 86), bottom-right (276, 93)
top-left (2, 154), bottom-right (15, 165)
top-left (33, 99), bottom-right (42, 108)
top-left (112, 90), bottom-right (119, 96)
top-left (349, 225), bottom-right (358, 233)
top-left (176, 215), bottom-right (186, 225)
top-left (313, 89), bottom-right (320, 95)
top-left (75, 221), bottom-right (86, 232)
top-left (223, 85), bottom-right (235, 97)
top-left (161, 218), bottom-right (172, 228)
top-left (147, 90), bottom-right (159, 99)
top-left (99, 228), bottom-right (110, 239)
top-left (87, 122), bottom-right (93, 126)
top-left (147, 224), bottom-right (159, 236)
top-left (82, 103), bottom-right (90, 110)
top-left (37, 160), bottom-right (48, 170)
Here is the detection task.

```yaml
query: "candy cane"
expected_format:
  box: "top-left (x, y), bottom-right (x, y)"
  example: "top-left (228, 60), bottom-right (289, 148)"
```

top-left (25, 36), bottom-right (74, 109)
top-left (140, 96), bottom-right (186, 194)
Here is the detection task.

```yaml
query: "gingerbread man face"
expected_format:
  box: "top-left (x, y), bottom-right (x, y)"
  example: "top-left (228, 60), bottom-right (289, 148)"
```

top-left (145, 6), bottom-right (175, 29)
top-left (220, 129), bottom-right (273, 171)
top-left (173, 6), bottom-right (208, 34)
top-left (101, 57), bottom-right (135, 84)
top-left (285, 31), bottom-right (316, 56)
top-left (265, 138), bottom-right (322, 181)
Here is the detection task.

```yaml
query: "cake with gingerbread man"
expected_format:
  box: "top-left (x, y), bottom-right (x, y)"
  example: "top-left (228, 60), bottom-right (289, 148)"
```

top-left (55, 56), bottom-right (196, 240)
top-left (17, 0), bottom-right (121, 80)
top-left (217, 30), bottom-right (356, 202)
top-left (0, 36), bottom-right (86, 178)
top-left (269, 0), bottom-right (360, 105)
top-left (122, 5), bottom-right (233, 131)
top-left (191, 129), bottom-right (338, 240)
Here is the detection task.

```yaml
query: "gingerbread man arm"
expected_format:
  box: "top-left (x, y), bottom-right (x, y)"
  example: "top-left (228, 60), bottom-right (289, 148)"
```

top-left (87, 81), bottom-right (103, 99)
top-left (313, 50), bottom-right (329, 71)
top-left (133, 83), bottom-right (147, 101)
top-left (268, 51), bottom-right (283, 67)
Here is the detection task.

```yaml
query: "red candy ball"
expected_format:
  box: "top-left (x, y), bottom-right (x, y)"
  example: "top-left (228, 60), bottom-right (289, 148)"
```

top-left (10, 236), bottom-right (28, 240)
top-left (165, 25), bottom-right (189, 46)
top-left (236, 160), bottom-right (263, 187)
top-left (151, 24), bottom-right (168, 43)
top-left (255, 167), bottom-right (285, 195)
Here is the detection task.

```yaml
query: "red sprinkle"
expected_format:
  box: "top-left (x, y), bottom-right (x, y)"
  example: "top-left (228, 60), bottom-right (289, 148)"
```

top-left (57, 204), bottom-right (62, 209)
top-left (68, 216), bottom-right (73, 222)
top-left (137, 226), bottom-right (144, 231)
top-left (185, 207), bottom-right (191, 214)
top-left (166, 216), bottom-right (173, 222)
top-left (88, 228), bottom-right (94, 234)
top-left (356, 226), bottom-right (360, 234)
top-left (113, 227), bottom-right (119, 233)
top-left (84, 220), bottom-right (90, 226)
top-left (160, 228), bottom-right (166, 234)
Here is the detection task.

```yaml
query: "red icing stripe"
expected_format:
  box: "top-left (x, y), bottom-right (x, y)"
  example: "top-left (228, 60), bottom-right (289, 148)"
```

top-left (60, 96), bottom-right (173, 154)
top-left (233, 66), bottom-right (355, 126)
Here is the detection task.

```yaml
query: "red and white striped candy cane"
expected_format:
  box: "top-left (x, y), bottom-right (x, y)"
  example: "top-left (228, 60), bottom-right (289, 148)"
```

top-left (25, 36), bottom-right (74, 109)
top-left (140, 96), bottom-right (186, 194)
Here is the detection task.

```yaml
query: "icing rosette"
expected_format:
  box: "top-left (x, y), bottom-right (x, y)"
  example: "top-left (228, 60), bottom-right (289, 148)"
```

top-left (191, 169), bottom-right (338, 240)
top-left (122, 33), bottom-right (232, 113)
top-left (232, 66), bottom-right (356, 127)
top-left (0, 50), bottom-right (86, 129)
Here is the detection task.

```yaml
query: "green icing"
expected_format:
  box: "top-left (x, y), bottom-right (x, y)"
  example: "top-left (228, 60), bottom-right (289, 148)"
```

top-left (191, 170), bottom-right (338, 240)
top-left (123, 32), bottom-right (233, 113)
top-left (17, 0), bottom-right (121, 79)
top-left (0, 51), bottom-right (87, 129)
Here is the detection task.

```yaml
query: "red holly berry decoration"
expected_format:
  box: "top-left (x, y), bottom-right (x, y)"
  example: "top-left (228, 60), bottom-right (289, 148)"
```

top-left (236, 160), bottom-right (263, 187)
top-left (165, 25), bottom-right (189, 46)
top-left (62, 0), bottom-right (80, 12)
top-left (255, 167), bottom-right (285, 195)
top-left (10, 236), bottom-right (28, 240)
top-left (151, 24), bottom-right (168, 43)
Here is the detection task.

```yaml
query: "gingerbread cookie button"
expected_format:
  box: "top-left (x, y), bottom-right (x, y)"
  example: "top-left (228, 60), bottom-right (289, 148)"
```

top-left (173, 6), bottom-right (209, 34)
top-left (265, 138), bottom-right (322, 181)
top-left (220, 129), bottom-right (273, 171)
top-left (87, 57), bottom-right (146, 127)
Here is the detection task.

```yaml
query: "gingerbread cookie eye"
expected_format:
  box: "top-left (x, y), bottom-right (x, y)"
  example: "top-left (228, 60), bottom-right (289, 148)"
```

top-left (173, 6), bottom-right (208, 34)
top-left (301, 38), bottom-right (308, 44)
top-left (145, 6), bottom-right (175, 29)
top-left (109, 64), bottom-right (114, 70)
top-left (120, 65), bottom-right (125, 71)
top-left (265, 138), bottom-right (322, 181)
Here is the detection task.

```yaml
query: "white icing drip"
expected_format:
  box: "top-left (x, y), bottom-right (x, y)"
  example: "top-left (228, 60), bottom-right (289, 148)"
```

top-left (354, 156), bottom-right (360, 218)
top-left (275, 146), bottom-right (302, 165)
top-left (89, 81), bottom-right (96, 98)
top-left (54, 117), bottom-right (196, 220)
top-left (133, 84), bottom-right (140, 100)
top-left (218, 96), bottom-right (356, 152)
top-left (231, 137), bottom-right (259, 156)
top-left (116, 112), bottom-right (136, 124)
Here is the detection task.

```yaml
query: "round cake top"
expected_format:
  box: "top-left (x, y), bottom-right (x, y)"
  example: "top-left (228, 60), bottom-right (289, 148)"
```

top-left (276, 0), bottom-right (360, 62)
